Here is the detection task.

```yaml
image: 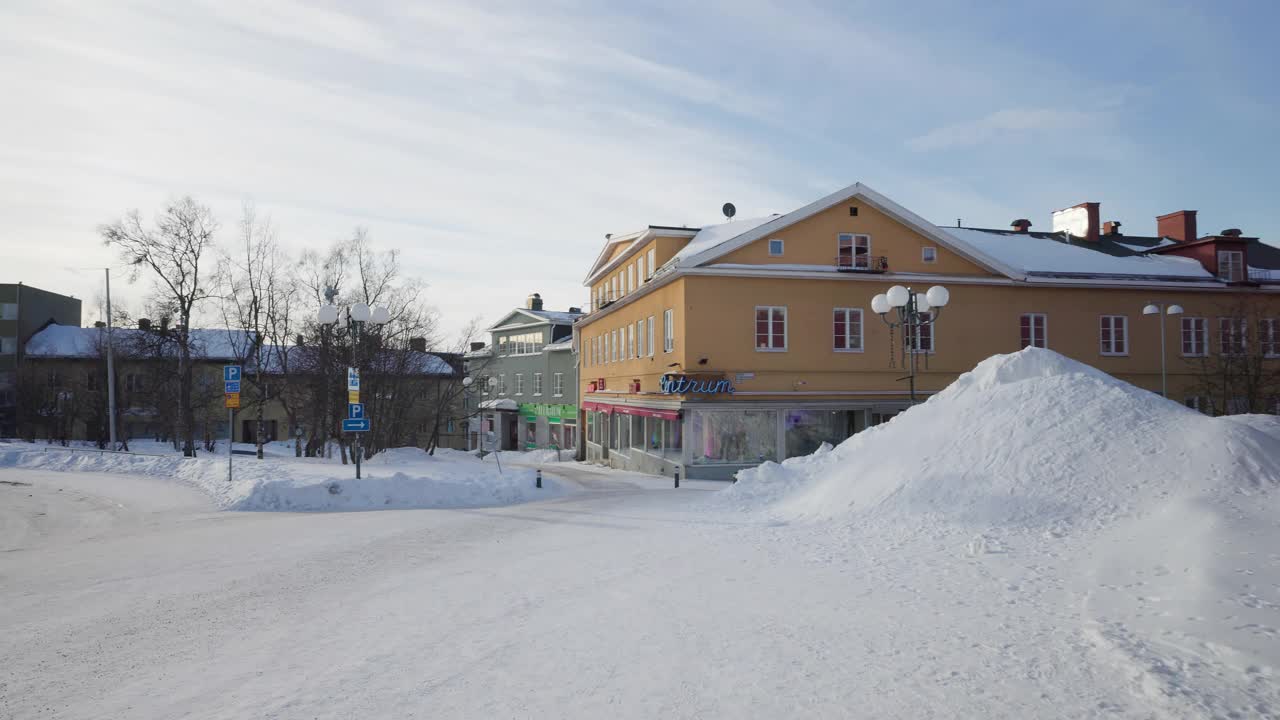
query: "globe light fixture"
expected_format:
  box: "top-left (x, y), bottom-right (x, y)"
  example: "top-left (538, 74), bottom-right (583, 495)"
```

top-left (872, 284), bottom-right (949, 404)
top-left (1142, 304), bottom-right (1160, 315)
top-left (871, 293), bottom-right (891, 315)
top-left (350, 302), bottom-right (372, 322)
top-left (318, 304), bottom-right (339, 325)
top-left (371, 306), bottom-right (391, 325)
top-left (925, 285), bottom-right (950, 308)
top-left (886, 285), bottom-right (910, 308)
top-left (1167, 304), bottom-right (1184, 315)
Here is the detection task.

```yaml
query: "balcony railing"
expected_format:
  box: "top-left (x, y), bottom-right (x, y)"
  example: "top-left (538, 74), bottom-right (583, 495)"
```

top-left (1248, 267), bottom-right (1279, 283)
top-left (835, 255), bottom-right (889, 273)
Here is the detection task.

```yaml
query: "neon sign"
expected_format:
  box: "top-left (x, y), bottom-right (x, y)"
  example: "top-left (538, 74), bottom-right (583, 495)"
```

top-left (659, 374), bottom-right (734, 395)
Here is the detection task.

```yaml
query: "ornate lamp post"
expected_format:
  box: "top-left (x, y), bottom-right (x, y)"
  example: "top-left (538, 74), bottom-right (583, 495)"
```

top-left (871, 284), bottom-right (950, 404)
top-left (318, 291), bottom-right (390, 479)
top-left (1142, 301), bottom-right (1184, 398)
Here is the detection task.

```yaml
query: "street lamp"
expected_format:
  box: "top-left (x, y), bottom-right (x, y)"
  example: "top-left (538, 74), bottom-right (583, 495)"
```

top-left (318, 290), bottom-right (390, 479)
top-left (871, 285), bottom-right (950, 404)
top-left (1142, 302), bottom-right (1184, 398)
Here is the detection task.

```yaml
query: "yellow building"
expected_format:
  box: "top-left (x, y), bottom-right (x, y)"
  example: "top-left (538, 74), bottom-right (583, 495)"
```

top-left (576, 183), bottom-right (1280, 479)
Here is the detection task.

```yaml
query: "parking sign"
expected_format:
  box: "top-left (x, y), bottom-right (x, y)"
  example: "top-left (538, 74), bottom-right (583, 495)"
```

top-left (224, 365), bottom-right (241, 383)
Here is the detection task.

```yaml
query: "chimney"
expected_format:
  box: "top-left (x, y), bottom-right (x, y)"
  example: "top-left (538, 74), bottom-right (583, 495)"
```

top-left (1051, 202), bottom-right (1100, 242)
top-left (1157, 210), bottom-right (1197, 243)
top-left (470, 341), bottom-right (486, 352)
top-left (1010, 219), bottom-right (1032, 233)
top-left (526, 292), bottom-right (544, 311)
top-left (568, 306), bottom-right (582, 314)
top-left (1102, 220), bottom-right (1123, 236)
top-left (409, 337), bottom-right (427, 352)
top-left (138, 318), bottom-right (152, 331)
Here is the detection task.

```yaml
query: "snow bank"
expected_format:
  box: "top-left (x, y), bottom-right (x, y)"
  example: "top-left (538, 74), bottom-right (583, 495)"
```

top-left (723, 347), bottom-right (1280, 530)
top-left (0, 443), bottom-right (566, 512)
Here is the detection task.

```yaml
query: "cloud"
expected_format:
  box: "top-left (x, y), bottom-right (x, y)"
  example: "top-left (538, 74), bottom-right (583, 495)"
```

top-left (906, 108), bottom-right (1104, 152)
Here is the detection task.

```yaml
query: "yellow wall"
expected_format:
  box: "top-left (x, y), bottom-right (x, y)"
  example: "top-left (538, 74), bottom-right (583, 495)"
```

top-left (588, 234), bottom-right (693, 307)
top-left (579, 276), bottom-right (687, 390)
top-left (717, 201), bottom-right (993, 276)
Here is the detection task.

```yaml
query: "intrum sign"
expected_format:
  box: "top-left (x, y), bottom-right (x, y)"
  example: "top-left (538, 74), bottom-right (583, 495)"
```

top-left (659, 374), bottom-right (734, 395)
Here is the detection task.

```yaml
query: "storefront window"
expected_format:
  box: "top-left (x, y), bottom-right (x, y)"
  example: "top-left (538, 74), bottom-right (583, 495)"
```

top-left (609, 413), bottom-right (620, 450)
top-left (617, 412), bottom-right (630, 451)
top-left (630, 415), bottom-right (645, 450)
top-left (549, 423), bottom-right (562, 448)
top-left (563, 422), bottom-right (576, 450)
top-left (663, 418), bottom-right (682, 459)
top-left (525, 418), bottom-right (537, 447)
top-left (784, 410), bottom-right (848, 458)
top-left (690, 410), bottom-right (777, 465)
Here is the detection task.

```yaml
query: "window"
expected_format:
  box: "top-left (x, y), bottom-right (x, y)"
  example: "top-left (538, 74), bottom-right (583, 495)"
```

top-left (611, 276), bottom-right (618, 301)
top-left (689, 409), bottom-right (778, 465)
top-left (1100, 315), bottom-right (1128, 355)
top-left (611, 330), bottom-right (619, 362)
top-left (637, 254), bottom-right (645, 282)
top-left (0, 336), bottom-right (15, 355)
top-left (628, 324), bottom-right (636, 359)
top-left (617, 411), bottom-right (630, 451)
top-left (125, 373), bottom-right (145, 392)
top-left (768, 238), bottom-right (784, 256)
top-left (630, 415), bottom-right (644, 450)
top-left (833, 308), bottom-right (863, 352)
top-left (663, 308), bottom-right (674, 352)
top-left (837, 233), bottom-right (871, 269)
top-left (647, 248), bottom-right (656, 278)
top-left (515, 373), bottom-right (524, 395)
top-left (1181, 317), bottom-right (1208, 356)
top-left (533, 373), bottom-right (543, 395)
top-left (0, 303), bottom-right (16, 320)
top-left (1260, 318), bottom-right (1280, 358)
top-left (627, 264), bottom-right (636, 294)
top-left (921, 246), bottom-right (937, 263)
top-left (636, 319), bottom-right (645, 357)
top-left (553, 372), bottom-right (564, 396)
top-left (1219, 317), bottom-right (1247, 355)
top-left (647, 316), bottom-right (656, 357)
top-left (1020, 313), bottom-right (1047, 349)
top-left (1217, 250), bottom-right (1244, 282)
top-left (755, 306), bottom-right (787, 351)
top-left (498, 374), bottom-right (507, 395)
top-left (907, 312), bottom-right (934, 353)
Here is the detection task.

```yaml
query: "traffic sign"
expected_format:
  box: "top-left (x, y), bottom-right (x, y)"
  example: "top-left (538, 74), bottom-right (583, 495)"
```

top-left (348, 403), bottom-right (365, 419)
top-left (342, 418), bottom-right (370, 433)
top-left (224, 380), bottom-right (241, 393)
top-left (348, 390), bottom-right (360, 404)
top-left (224, 365), bottom-right (242, 382)
top-left (224, 392), bottom-right (241, 409)
top-left (347, 367), bottom-right (360, 391)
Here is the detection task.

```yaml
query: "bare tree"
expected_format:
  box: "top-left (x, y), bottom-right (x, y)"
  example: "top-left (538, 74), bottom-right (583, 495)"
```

top-left (1188, 297), bottom-right (1280, 415)
top-left (100, 197), bottom-right (218, 456)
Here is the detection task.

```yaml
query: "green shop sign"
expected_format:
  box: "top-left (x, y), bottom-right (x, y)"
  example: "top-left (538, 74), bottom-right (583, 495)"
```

top-left (518, 403), bottom-right (578, 423)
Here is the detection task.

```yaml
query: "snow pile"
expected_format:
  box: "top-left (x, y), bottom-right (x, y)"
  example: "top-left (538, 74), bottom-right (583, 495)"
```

top-left (724, 347), bottom-right (1280, 530)
top-left (480, 447), bottom-right (577, 466)
top-left (0, 443), bottom-right (566, 511)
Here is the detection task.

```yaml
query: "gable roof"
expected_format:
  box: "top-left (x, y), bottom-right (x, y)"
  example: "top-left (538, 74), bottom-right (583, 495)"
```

top-left (487, 307), bottom-right (583, 332)
top-left (668, 182), bottom-right (1021, 278)
top-left (582, 225), bottom-right (699, 285)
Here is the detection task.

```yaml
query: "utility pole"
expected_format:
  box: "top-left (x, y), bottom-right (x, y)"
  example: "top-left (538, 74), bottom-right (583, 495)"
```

top-left (105, 268), bottom-right (118, 450)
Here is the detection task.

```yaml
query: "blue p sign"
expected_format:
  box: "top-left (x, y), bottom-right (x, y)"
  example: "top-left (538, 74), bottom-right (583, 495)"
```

top-left (224, 365), bottom-right (242, 382)
top-left (348, 403), bottom-right (364, 420)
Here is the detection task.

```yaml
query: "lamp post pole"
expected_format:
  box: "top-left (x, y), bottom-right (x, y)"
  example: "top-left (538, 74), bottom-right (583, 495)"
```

top-left (1143, 302), bottom-right (1184, 398)
top-left (319, 296), bottom-right (389, 480)
top-left (872, 285), bottom-right (950, 405)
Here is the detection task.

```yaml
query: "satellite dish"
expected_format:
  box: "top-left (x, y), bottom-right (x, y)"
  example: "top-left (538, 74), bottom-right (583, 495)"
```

top-left (722, 202), bottom-right (736, 220)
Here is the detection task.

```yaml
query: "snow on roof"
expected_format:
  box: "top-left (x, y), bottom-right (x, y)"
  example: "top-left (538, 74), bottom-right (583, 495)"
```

top-left (479, 398), bottom-right (519, 411)
top-left (405, 351), bottom-right (456, 375)
top-left (670, 215), bottom-right (782, 267)
top-left (941, 227), bottom-right (1212, 279)
top-left (544, 338), bottom-right (574, 351)
top-left (25, 325), bottom-right (254, 360)
top-left (525, 309), bottom-right (583, 325)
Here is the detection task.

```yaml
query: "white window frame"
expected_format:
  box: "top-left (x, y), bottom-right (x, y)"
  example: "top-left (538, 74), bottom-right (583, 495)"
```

top-left (627, 263), bottom-right (636, 293)
top-left (837, 233), bottom-right (872, 268)
top-left (636, 319), bottom-right (645, 357)
top-left (663, 308), bottom-right (674, 353)
top-left (1100, 315), bottom-right (1129, 356)
top-left (611, 276), bottom-right (618, 301)
top-left (627, 324), bottom-right (635, 359)
top-left (755, 306), bottom-right (788, 352)
top-left (647, 248), bottom-right (656, 278)
top-left (553, 372), bottom-right (564, 397)
top-left (1181, 317), bottom-right (1208, 357)
top-left (833, 308), bottom-right (863, 353)
top-left (637, 254), bottom-right (645, 283)
top-left (612, 330), bottom-right (619, 362)
top-left (1217, 250), bottom-right (1244, 282)
top-left (908, 311), bottom-right (935, 354)
top-left (533, 372), bottom-right (543, 396)
top-left (1261, 318), bottom-right (1280, 358)
top-left (1218, 317), bottom-right (1247, 356)
top-left (1020, 313), bottom-right (1048, 349)
top-left (498, 374), bottom-right (507, 395)
top-left (921, 246), bottom-right (937, 263)
top-left (515, 373), bottom-right (524, 395)
top-left (768, 238), bottom-right (784, 256)
top-left (647, 316), bottom-right (656, 357)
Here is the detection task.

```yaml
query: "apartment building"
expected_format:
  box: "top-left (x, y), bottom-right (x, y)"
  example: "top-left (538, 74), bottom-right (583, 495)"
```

top-left (0, 283), bottom-right (82, 437)
top-left (576, 183), bottom-right (1280, 479)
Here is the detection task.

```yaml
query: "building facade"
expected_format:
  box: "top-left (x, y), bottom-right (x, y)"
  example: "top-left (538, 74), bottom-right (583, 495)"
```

top-left (464, 294), bottom-right (582, 453)
top-left (0, 284), bottom-right (82, 438)
top-left (576, 183), bottom-right (1280, 479)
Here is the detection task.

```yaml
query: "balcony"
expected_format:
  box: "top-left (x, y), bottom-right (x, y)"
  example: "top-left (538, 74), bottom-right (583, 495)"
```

top-left (835, 255), bottom-right (889, 273)
top-left (1248, 267), bottom-right (1280, 283)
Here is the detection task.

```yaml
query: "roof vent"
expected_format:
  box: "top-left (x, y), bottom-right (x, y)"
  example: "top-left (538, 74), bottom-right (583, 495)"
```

top-left (1010, 219), bottom-right (1032, 233)
top-left (1221, 228), bottom-right (1243, 237)
top-left (1103, 220), bottom-right (1123, 236)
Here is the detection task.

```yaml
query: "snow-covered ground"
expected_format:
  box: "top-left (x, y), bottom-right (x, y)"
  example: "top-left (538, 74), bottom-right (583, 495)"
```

top-left (0, 441), bottom-right (564, 511)
top-left (2, 348), bottom-right (1278, 718)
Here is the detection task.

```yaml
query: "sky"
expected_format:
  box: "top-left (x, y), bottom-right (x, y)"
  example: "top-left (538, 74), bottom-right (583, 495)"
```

top-left (2, 0), bottom-right (1278, 340)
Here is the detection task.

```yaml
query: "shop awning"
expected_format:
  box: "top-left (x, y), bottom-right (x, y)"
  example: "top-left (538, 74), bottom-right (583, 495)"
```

top-left (583, 401), bottom-right (679, 421)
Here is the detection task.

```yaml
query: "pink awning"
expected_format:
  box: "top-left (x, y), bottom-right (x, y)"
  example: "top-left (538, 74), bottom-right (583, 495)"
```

top-left (583, 401), bottom-right (678, 421)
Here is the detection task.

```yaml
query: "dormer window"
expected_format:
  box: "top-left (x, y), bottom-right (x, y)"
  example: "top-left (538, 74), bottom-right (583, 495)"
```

top-left (1217, 250), bottom-right (1244, 282)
